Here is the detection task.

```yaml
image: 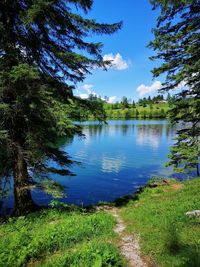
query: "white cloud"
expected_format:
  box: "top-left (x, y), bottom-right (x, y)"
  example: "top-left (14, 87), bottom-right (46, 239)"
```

top-left (76, 84), bottom-right (94, 99)
top-left (136, 81), bottom-right (162, 97)
top-left (108, 96), bottom-right (117, 103)
top-left (136, 80), bottom-right (188, 98)
top-left (77, 84), bottom-right (117, 103)
top-left (77, 93), bottom-right (117, 103)
top-left (82, 84), bottom-right (93, 93)
top-left (103, 53), bottom-right (129, 70)
top-left (78, 93), bottom-right (89, 99)
top-left (78, 92), bottom-right (98, 100)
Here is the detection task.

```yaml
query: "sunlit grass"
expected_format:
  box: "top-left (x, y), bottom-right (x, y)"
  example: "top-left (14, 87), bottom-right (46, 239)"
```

top-left (0, 208), bottom-right (125, 267)
top-left (104, 103), bottom-right (169, 119)
top-left (120, 178), bottom-right (200, 267)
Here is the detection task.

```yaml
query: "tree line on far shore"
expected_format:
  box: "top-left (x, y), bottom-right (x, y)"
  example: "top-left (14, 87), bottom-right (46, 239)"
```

top-left (72, 94), bottom-right (172, 120)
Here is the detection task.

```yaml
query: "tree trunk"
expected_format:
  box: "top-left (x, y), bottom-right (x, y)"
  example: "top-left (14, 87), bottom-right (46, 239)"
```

top-left (13, 144), bottom-right (37, 216)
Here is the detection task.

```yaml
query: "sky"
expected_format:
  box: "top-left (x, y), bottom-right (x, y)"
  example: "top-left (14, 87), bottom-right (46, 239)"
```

top-left (74, 0), bottom-right (164, 103)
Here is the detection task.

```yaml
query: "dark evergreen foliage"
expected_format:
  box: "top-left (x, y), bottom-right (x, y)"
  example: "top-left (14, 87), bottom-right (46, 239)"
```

top-left (150, 0), bottom-right (200, 175)
top-left (120, 96), bottom-right (129, 109)
top-left (0, 0), bottom-right (121, 214)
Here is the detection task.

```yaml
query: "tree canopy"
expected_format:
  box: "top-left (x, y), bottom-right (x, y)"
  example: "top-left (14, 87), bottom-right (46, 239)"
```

top-left (150, 0), bottom-right (200, 175)
top-left (0, 0), bottom-right (122, 214)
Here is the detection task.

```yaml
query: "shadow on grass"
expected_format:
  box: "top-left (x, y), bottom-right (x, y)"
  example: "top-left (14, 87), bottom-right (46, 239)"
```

top-left (165, 223), bottom-right (200, 267)
top-left (180, 245), bottom-right (200, 267)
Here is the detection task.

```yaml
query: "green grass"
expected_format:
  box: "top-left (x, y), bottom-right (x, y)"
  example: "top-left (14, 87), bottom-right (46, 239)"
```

top-left (120, 178), bottom-right (200, 267)
top-left (1, 177), bottom-right (199, 267)
top-left (104, 103), bottom-right (169, 119)
top-left (0, 208), bottom-right (125, 267)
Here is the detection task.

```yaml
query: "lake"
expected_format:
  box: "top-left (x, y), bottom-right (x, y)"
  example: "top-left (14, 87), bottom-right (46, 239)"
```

top-left (1, 119), bottom-right (179, 213)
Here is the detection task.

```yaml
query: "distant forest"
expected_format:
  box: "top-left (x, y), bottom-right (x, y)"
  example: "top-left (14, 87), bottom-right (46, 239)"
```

top-left (72, 93), bottom-right (175, 120)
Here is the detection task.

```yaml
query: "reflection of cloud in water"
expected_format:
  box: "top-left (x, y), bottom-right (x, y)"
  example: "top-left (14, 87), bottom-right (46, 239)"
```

top-left (136, 133), bottom-right (160, 149)
top-left (101, 155), bottom-right (126, 173)
top-left (136, 124), bottom-right (163, 150)
top-left (74, 150), bottom-right (87, 161)
top-left (107, 125), bottom-right (116, 136)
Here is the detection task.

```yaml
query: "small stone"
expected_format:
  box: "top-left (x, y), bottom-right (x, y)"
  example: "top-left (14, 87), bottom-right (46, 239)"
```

top-left (185, 210), bottom-right (200, 218)
top-left (148, 183), bottom-right (158, 188)
top-left (163, 179), bottom-right (170, 184)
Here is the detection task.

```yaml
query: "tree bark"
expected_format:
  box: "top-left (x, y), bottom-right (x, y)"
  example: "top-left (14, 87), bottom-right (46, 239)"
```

top-left (13, 144), bottom-right (37, 216)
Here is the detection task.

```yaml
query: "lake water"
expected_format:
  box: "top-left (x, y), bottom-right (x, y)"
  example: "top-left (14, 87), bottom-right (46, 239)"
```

top-left (1, 119), bottom-right (180, 212)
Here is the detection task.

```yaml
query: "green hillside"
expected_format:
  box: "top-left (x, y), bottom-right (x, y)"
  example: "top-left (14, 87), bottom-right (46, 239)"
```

top-left (104, 102), bottom-right (169, 119)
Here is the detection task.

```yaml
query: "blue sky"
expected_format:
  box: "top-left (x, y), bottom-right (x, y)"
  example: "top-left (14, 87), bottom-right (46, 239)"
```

top-left (74, 0), bottom-right (164, 103)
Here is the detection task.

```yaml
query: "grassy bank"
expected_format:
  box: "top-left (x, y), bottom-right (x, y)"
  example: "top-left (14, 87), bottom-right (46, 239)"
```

top-left (104, 103), bottom-right (169, 119)
top-left (120, 178), bottom-right (200, 267)
top-left (0, 207), bottom-right (125, 267)
top-left (74, 102), bottom-right (169, 121)
top-left (1, 177), bottom-right (200, 267)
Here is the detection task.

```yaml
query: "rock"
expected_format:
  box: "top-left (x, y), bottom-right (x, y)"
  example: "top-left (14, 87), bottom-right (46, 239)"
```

top-left (185, 210), bottom-right (200, 218)
top-left (163, 179), bottom-right (170, 184)
top-left (148, 183), bottom-right (159, 188)
top-left (95, 205), bottom-right (112, 211)
top-left (148, 179), bottom-right (170, 188)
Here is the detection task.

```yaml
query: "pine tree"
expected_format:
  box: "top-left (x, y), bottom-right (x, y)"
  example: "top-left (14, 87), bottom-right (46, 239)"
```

top-left (132, 100), bottom-right (136, 108)
top-left (120, 96), bottom-right (129, 109)
top-left (0, 0), bottom-right (121, 215)
top-left (149, 0), bottom-right (200, 175)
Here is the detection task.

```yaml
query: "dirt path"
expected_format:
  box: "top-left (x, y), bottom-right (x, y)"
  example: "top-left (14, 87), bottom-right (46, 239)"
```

top-left (108, 208), bottom-right (148, 267)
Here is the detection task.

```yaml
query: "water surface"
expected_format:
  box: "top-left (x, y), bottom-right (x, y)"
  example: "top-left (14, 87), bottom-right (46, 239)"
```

top-left (2, 120), bottom-right (179, 212)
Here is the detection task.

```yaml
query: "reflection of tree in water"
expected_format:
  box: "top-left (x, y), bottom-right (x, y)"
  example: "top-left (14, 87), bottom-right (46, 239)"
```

top-left (86, 124), bottom-right (104, 138)
top-left (118, 124), bottom-right (135, 136)
top-left (166, 123), bottom-right (177, 139)
top-left (120, 124), bottom-right (129, 136)
top-left (136, 124), bottom-right (164, 149)
top-left (86, 123), bottom-right (135, 138)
